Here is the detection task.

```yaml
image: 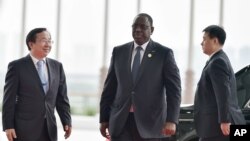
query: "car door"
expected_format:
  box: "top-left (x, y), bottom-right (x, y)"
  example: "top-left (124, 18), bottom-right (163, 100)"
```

top-left (236, 65), bottom-right (250, 124)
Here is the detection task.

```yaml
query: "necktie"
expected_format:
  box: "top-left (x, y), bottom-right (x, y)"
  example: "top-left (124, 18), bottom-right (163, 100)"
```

top-left (37, 60), bottom-right (48, 93)
top-left (132, 46), bottom-right (142, 82)
top-left (203, 60), bottom-right (209, 70)
top-left (130, 46), bottom-right (142, 112)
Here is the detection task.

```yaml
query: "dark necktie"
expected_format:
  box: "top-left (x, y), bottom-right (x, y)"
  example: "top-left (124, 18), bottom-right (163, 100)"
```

top-left (37, 60), bottom-right (48, 93)
top-left (203, 60), bottom-right (210, 70)
top-left (132, 46), bottom-right (142, 82)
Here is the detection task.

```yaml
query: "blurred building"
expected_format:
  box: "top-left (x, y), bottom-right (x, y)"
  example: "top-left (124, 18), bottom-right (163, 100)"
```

top-left (1, 0), bottom-right (250, 115)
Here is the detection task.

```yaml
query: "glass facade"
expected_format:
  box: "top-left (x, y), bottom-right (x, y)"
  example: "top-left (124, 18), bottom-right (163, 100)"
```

top-left (0, 0), bottom-right (250, 114)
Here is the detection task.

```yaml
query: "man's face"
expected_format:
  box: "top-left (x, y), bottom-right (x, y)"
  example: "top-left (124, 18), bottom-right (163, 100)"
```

top-left (201, 32), bottom-right (216, 55)
top-left (132, 16), bottom-right (154, 45)
top-left (29, 31), bottom-right (52, 59)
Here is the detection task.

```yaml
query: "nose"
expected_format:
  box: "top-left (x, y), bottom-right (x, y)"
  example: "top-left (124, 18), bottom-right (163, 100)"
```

top-left (132, 24), bottom-right (145, 32)
top-left (134, 26), bottom-right (143, 32)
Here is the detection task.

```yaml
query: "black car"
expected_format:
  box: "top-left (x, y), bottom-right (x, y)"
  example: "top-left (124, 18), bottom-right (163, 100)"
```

top-left (171, 65), bottom-right (250, 141)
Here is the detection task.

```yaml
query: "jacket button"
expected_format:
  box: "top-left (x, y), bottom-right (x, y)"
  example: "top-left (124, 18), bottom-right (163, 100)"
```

top-left (131, 91), bottom-right (135, 94)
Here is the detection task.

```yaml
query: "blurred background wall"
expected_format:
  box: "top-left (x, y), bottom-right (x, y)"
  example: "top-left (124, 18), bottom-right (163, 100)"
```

top-left (0, 0), bottom-right (250, 116)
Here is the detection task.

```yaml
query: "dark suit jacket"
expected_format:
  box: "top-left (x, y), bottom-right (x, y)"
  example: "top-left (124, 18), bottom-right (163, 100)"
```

top-left (2, 55), bottom-right (71, 141)
top-left (194, 50), bottom-right (246, 138)
top-left (100, 40), bottom-right (181, 138)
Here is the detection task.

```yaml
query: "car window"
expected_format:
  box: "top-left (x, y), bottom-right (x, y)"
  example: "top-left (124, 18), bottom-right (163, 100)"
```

top-left (236, 65), bottom-right (250, 108)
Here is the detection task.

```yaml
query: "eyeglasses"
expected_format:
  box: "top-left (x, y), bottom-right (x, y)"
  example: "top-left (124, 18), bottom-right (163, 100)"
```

top-left (37, 39), bottom-right (54, 44)
top-left (132, 24), bottom-right (151, 30)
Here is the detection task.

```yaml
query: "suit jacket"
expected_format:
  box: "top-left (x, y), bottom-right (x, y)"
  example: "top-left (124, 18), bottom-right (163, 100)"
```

top-left (2, 55), bottom-right (71, 141)
top-left (194, 50), bottom-right (246, 138)
top-left (100, 40), bottom-right (181, 138)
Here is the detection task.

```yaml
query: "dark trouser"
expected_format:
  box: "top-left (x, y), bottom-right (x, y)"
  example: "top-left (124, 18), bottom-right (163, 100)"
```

top-left (38, 119), bottom-right (51, 141)
top-left (199, 135), bottom-right (229, 141)
top-left (111, 113), bottom-right (168, 141)
top-left (14, 119), bottom-right (51, 141)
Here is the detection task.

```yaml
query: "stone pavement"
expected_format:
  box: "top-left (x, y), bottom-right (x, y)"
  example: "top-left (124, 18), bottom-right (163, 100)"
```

top-left (0, 113), bottom-right (105, 141)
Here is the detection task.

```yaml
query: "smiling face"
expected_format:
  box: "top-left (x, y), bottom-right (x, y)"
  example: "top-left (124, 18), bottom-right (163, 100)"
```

top-left (132, 15), bottom-right (154, 45)
top-left (29, 31), bottom-right (52, 59)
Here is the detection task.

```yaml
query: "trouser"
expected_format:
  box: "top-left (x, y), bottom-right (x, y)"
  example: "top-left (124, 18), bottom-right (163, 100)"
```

top-left (111, 113), bottom-right (169, 141)
top-left (199, 135), bottom-right (229, 141)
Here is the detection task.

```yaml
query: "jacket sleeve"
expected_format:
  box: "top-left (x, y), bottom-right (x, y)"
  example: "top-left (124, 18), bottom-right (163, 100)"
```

top-left (209, 59), bottom-right (231, 123)
top-left (2, 61), bottom-right (18, 131)
top-left (56, 63), bottom-right (72, 127)
top-left (163, 49), bottom-right (182, 124)
top-left (99, 47), bottom-right (118, 123)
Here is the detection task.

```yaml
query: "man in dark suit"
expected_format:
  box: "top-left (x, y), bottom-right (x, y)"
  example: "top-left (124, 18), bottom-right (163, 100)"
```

top-left (99, 13), bottom-right (181, 141)
top-left (194, 25), bottom-right (246, 141)
top-left (2, 28), bottom-right (72, 141)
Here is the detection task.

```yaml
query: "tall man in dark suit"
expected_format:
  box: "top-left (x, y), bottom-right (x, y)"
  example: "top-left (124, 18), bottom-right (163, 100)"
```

top-left (194, 25), bottom-right (246, 141)
top-left (2, 28), bottom-right (72, 141)
top-left (99, 13), bottom-right (181, 141)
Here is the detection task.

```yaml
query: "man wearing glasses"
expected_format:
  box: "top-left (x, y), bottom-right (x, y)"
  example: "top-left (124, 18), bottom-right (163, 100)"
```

top-left (2, 28), bottom-right (72, 141)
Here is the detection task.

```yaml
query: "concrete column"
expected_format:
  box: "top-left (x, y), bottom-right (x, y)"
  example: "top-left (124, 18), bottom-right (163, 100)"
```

top-left (183, 0), bottom-right (195, 104)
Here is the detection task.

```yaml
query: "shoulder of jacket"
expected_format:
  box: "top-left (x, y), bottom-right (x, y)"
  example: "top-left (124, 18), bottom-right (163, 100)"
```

top-left (151, 41), bottom-right (171, 51)
top-left (115, 41), bottom-right (133, 48)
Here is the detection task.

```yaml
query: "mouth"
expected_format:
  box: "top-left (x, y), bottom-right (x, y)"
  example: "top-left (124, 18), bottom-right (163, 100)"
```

top-left (134, 36), bottom-right (143, 42)
top-left (43, 48), bottom-right (50, 52)
top-left (134, 34), bottom-right (143, 40)
top-left (134, 32), bottom-right (142, 38)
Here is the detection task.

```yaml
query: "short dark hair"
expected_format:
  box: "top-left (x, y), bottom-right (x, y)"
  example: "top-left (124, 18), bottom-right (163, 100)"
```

top-left (26, 28), bottom-right (48, 50)
top-left (137, 13), bottom-right (153, 26)
top-left (203, 25), bottom-right (226, 45)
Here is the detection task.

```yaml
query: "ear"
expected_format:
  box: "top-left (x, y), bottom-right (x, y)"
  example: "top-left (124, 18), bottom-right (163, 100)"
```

top-left (28, 42), bottom-right (34, 49)
top-left (150, 26), bottom-right (154, 35)
top-left (215, 38), bottom-right (219, 44)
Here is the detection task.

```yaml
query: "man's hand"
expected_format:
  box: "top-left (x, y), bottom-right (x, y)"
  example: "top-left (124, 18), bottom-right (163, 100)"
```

top-left (162, 122), bottom-right (176, 136)
top-left (64, 125), bottom-right (72, 139)
top-left (100, 122), bottom-right (110, 139)
top-left (221, 123), bottom-right (231, 136)
top-left (5, 128), bottom-right (17, 141)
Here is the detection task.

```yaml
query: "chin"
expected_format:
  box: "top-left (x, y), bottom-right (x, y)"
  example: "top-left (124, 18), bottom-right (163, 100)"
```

top-left (135, 40), bottom-right (143, 45)
top-left (202, 50), bottom-right (206, 54)
top-left (43, 52), bottom-right (50, 57)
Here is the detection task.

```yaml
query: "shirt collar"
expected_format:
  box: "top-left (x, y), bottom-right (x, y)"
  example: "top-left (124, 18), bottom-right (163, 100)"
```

top-left (29, 54), bottom-right (46, 64)
top-left (133, 40), bottom-right (150, 51)
top-left (209, 48), bottom-right (222, 60)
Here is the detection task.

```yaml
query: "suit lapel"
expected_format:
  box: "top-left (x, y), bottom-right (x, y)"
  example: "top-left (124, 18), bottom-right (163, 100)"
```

top-left (204, 50), bottom-right (223, 70)
top-left (46, 58), bottom-right (53, 94)
top-left (24, 55), bottom-right (45, 95)
top-left (203, 60), bottom-right (210, 70)
top-left (127, 42), bottom-right (135, 84)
